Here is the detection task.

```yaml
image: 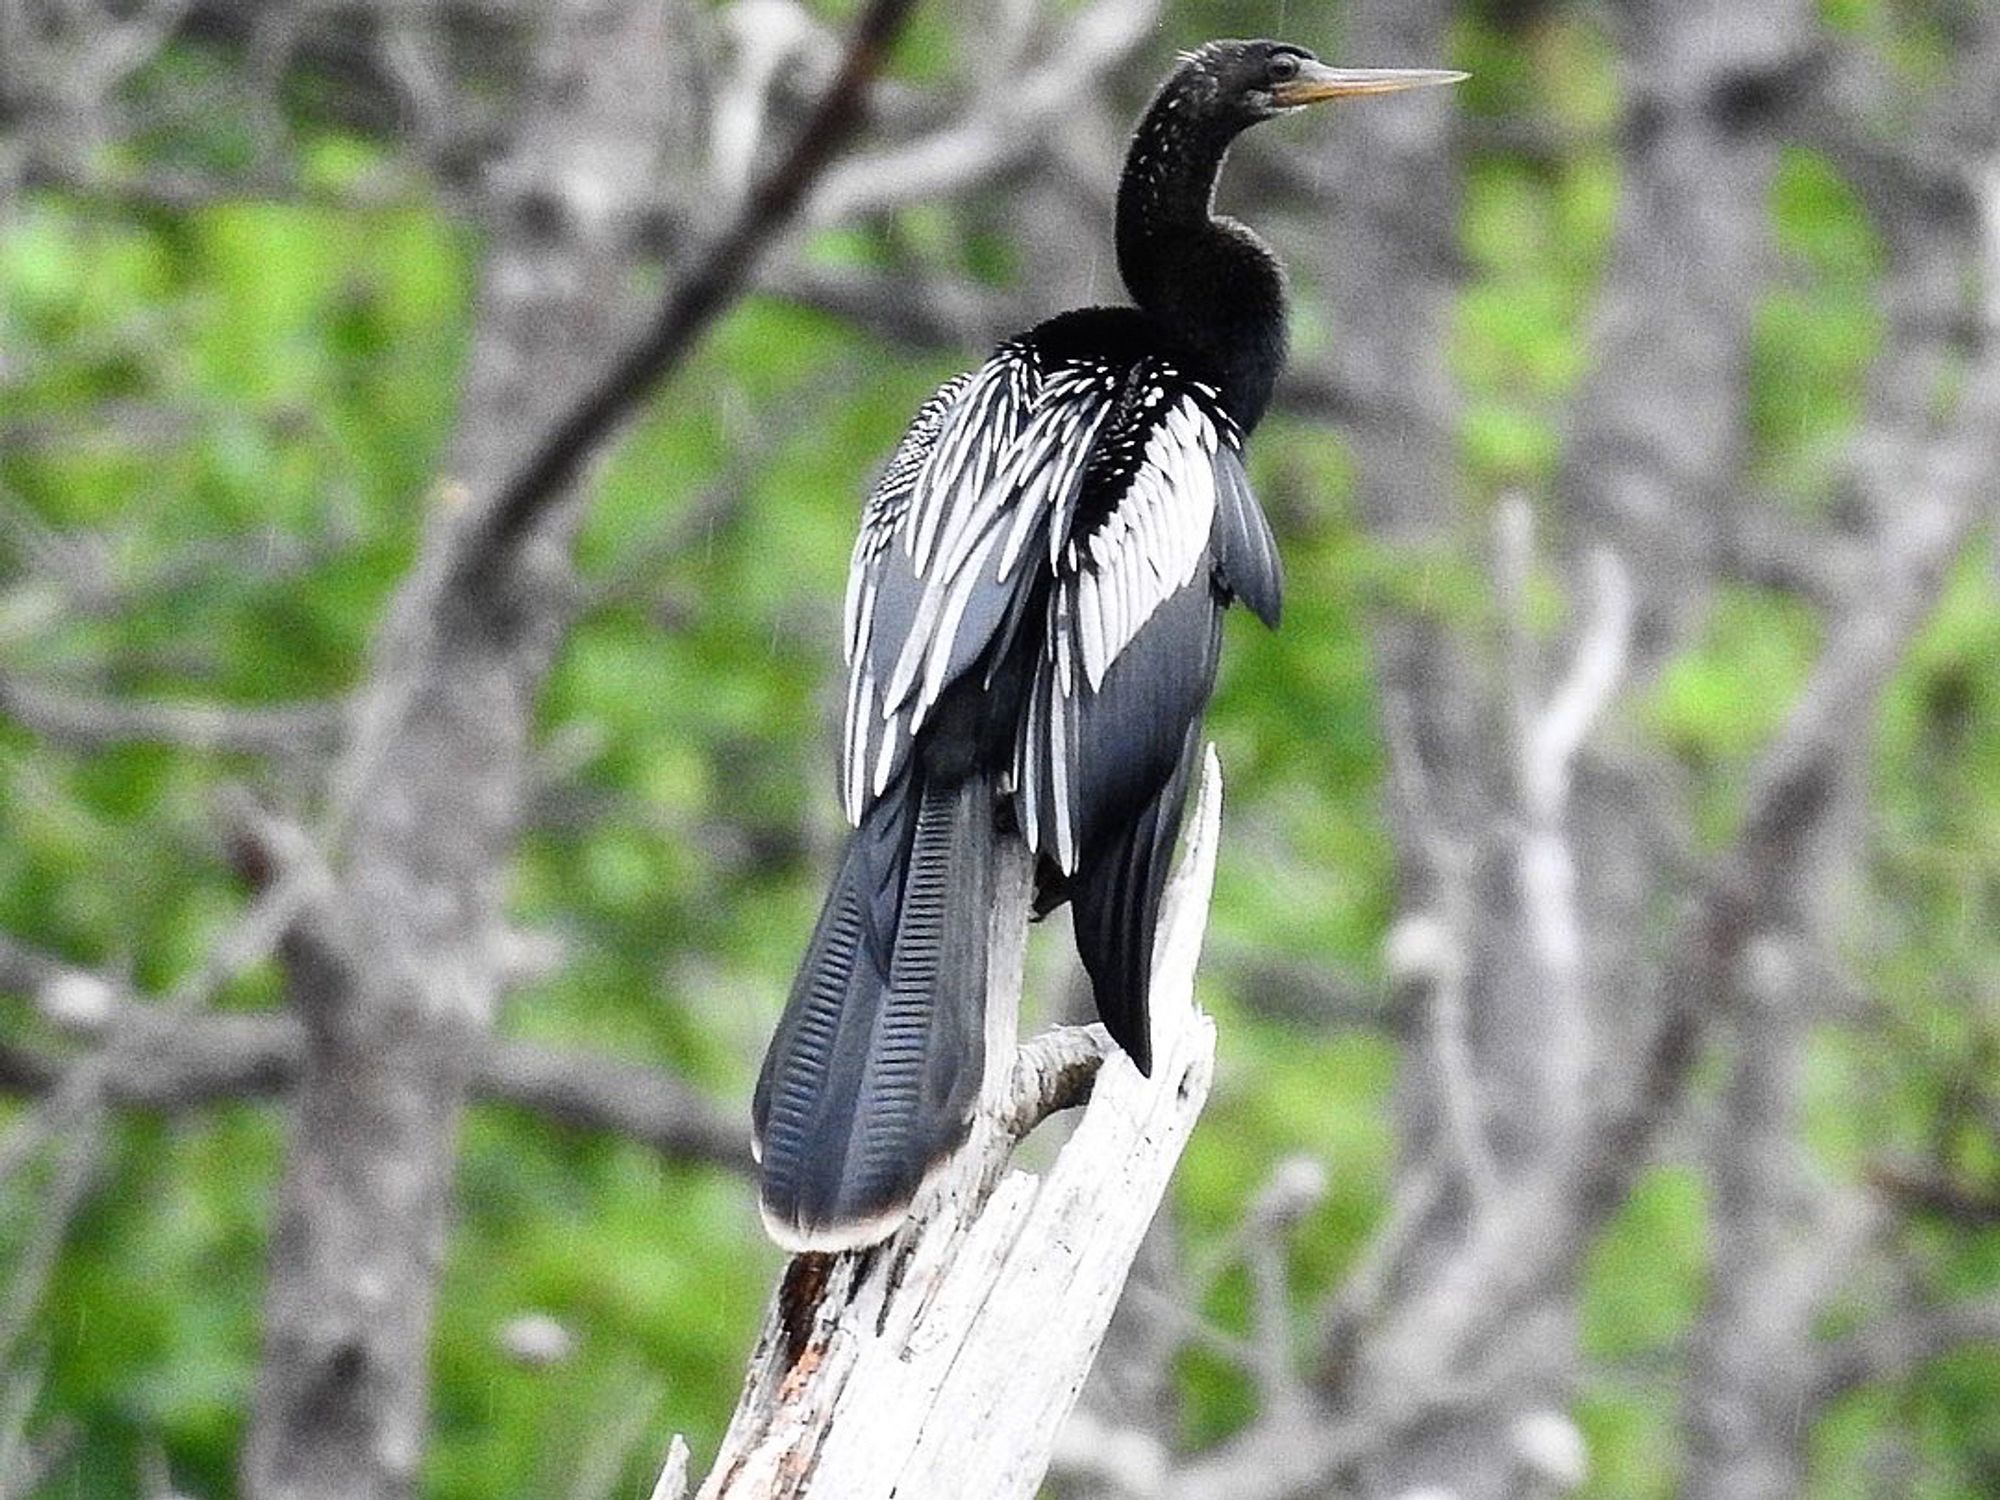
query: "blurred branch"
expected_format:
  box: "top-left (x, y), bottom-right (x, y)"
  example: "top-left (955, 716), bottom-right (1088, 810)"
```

top-left (1210, 952), bottom-right (1386, 1032)
top-left (376, 3), bottom-right (475, 193)
top-left (1783, 33), bottom-right (2000, 249)
top-left (1810, 1294), bottom-right (2000, 1406)
top-left (571, 1378), bottom-right (666, 1500)
top-left (477, 1039), bottom-right (751, 1172)
top-left (74, 0), bottom-right (197, 101)
top-left (1598, 350), bottom-right (1998, 1201)
top-left (14, 154), bottom-right (426, 215)
top-left (1682, 939), bottom-right (1843, 1500)
top-left (1060, 1152), bottom-right (1331, 1489)
top-left (758, 259), bottom-right (1029, 352)
top-left (0, 791), bottom-right (318, 1419)
top-left (0, 1111), bottom-right (105, 1371)
top-left (801, 0), bottom-right (1159, 228)
top-left (1377, 690), bottom-right (1495, 1209)
top-left (1242, 1158), bottom-right (1329, 1419)
top-left (237, 0), bottom-right (903, 1486)
top-left (1496, 500), bottom-right (1634, 1153)
top-left (576, 359), bottom-right (863, 619)
top-left (0, 854), bottom-right (305, 1169)
top-left (1315, 1159), bottom-right (1446, 1382)
top-left (0, 0), bottom-right (194, 115)
top-left (0, 674), bottom-right (344, 758)
top-left (1677, 321), bottom-right (1998, 1497)
top-left (466, 0), bottom-right (923, 570)
top-left (1867, 1159), bottom-right (2000, 1230)
top-left (1167, 6), bottom-right (2000, 1493)
top-left (707, 1), bottom-right (832, 210)
top-left (1716, 501), bottom-right (1868, 608)
top-left (0, 936), bottom-right (124, 1034)
top-left (1676, 39), bottom-right (2000, 1489)
top-left (0, 1360), bottom-right (73, 1500)
top-left (0, 1001), bottom-right (751, 1173)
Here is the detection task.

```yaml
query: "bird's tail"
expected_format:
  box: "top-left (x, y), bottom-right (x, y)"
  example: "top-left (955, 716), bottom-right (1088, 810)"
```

top-left (753, 767), bottom-right (994, 1252)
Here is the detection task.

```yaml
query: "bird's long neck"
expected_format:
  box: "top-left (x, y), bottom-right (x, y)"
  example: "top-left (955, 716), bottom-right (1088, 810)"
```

top-left (1115, 100), bottom-right (1287, 431)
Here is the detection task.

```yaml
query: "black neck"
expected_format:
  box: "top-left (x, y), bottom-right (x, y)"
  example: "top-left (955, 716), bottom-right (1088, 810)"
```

top-left (1115, 98), bottom-right (1287, 430)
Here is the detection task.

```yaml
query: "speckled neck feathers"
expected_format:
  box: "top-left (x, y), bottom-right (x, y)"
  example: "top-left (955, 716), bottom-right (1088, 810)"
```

top-left (1114, 64), bottom-right (1288, 431)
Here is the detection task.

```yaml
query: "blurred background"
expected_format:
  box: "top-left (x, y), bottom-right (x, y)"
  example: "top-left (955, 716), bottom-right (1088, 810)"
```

top-left (3, 0), bottom-right (2000, 1495)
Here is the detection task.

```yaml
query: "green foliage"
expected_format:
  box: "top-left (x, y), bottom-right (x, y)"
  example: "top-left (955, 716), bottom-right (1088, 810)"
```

top-left (3, 7), bottom-right (1999, 1497)
top-left (1574, 1170), bottom-right (1708, 1499)
top-left (1645, 581), bottom-right (1823, 843)
top-left (429, 1125), bottom-right (769, 1493)
top-left (1834, 554), bottom-right (2000, 1491)
top-left (1454, 7), bottom-right (1618, 501)
top-left (1752, 149), bottom-right (1885, 499)
top-left (35, 1110), bottom-right (277, 1499)
top-left (1581, 1167), bottom-right (1708, 1362)
top-left (1815, 0), bottom-right (1954, 84)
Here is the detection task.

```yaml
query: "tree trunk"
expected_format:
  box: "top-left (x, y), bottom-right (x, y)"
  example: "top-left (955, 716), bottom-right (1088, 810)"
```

top-left (241, 4), bottom-right (681, 1493)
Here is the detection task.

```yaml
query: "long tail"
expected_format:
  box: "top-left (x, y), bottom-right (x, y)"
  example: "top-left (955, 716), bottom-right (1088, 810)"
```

top-left (753, 768), bottom-right (994, 1251)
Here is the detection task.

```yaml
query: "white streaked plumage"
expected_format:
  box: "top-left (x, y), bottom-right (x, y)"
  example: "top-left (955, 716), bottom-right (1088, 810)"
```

top-left (1070, 401), bottom-right (1217, 692)
top-left (839, 341), bottom-right (1268, 850)
top-left (1048, 676), bottom-right (1076, 874)
top-left (844, 372), bottom-right (971, 666)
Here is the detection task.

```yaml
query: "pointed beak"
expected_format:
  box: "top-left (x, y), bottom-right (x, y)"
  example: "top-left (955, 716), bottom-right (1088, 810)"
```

top-left (1272, 62), bottom-right (1468, 108)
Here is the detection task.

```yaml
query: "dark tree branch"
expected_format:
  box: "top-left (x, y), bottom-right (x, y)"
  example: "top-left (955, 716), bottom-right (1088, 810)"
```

top-left (1868, 1160), bottom-right (2000, 1231)
top-left (757, 259), bottom-right (1030, 352)
top-left (242, 5), bottom-right (929, 1490)
top-left (0, 1006), bottom-right (749, 1173)
top-left (1811, 1294), bottom-right (2000, 1406)
top-left (475, 1038), bottom-right (750, 1173)
top-left (465, 0), bottom-right (922, 572)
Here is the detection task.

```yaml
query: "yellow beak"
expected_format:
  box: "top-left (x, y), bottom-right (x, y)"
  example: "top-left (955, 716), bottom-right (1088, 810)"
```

top-left (1272, 63), bottom-right (1468, 107)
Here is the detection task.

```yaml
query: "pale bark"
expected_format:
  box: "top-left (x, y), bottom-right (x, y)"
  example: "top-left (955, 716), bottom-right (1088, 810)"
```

top-left (681, 750), bottom-right (1225, 1500)
top-left (240, 5), bottom-right (685, 1492)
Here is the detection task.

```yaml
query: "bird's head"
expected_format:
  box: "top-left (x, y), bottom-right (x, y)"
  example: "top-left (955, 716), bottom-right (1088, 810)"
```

top-left (1164, 39), bottom-right (1465, 132)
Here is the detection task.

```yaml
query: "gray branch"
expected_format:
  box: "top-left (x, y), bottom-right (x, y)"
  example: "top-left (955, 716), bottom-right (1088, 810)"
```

top-left (0, 1003), bottom-right (749, 1174)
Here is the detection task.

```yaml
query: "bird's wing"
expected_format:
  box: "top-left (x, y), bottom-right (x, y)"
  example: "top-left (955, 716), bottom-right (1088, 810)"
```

top-left (1213, 438), bottom-right (1283, 628)
top-left (840, 343), bottom-right (1124, 823)
top-left (1015, 371), bottom-right (1274, 876)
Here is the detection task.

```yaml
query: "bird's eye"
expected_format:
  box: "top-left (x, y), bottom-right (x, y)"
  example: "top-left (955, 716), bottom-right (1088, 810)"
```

top-left (1269, 53), bottom-right (1300, 83)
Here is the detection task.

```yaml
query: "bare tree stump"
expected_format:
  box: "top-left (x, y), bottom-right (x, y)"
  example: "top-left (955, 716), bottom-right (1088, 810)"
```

top-left (673, 746), bottom-right (1225, 1500)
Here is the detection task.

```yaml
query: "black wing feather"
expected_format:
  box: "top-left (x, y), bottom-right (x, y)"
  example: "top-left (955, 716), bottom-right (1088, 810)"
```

top-left (1070, 718), bottom-right (1205, 1075)
top-left (1016, 366), bottom-right (1259, 875)
top-left (1214, 442), bottom-right (1282, 627)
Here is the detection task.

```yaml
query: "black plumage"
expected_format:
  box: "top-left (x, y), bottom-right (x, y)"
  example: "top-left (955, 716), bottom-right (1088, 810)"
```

top-left (754, 40), bottom-right (1463, 1251)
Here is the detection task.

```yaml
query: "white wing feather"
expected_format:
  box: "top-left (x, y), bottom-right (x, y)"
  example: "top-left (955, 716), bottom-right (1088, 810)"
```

top-left (1071, 394), bottom-right (1219, 693)
top-left (843, 345), bottom-right (1254, 863)
top-left (840, 348), bottom-right (1119, 822)
top-left (1024, 386), bottom-right (1236, 872)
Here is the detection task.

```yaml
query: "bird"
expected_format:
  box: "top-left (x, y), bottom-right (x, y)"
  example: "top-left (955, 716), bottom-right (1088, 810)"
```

top-left (754, 40), bottom-right (1464, 1252)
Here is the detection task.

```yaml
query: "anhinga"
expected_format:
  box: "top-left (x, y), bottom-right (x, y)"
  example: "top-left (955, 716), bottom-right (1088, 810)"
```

top-left (755, 40), bottom-right (1463, 1251)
